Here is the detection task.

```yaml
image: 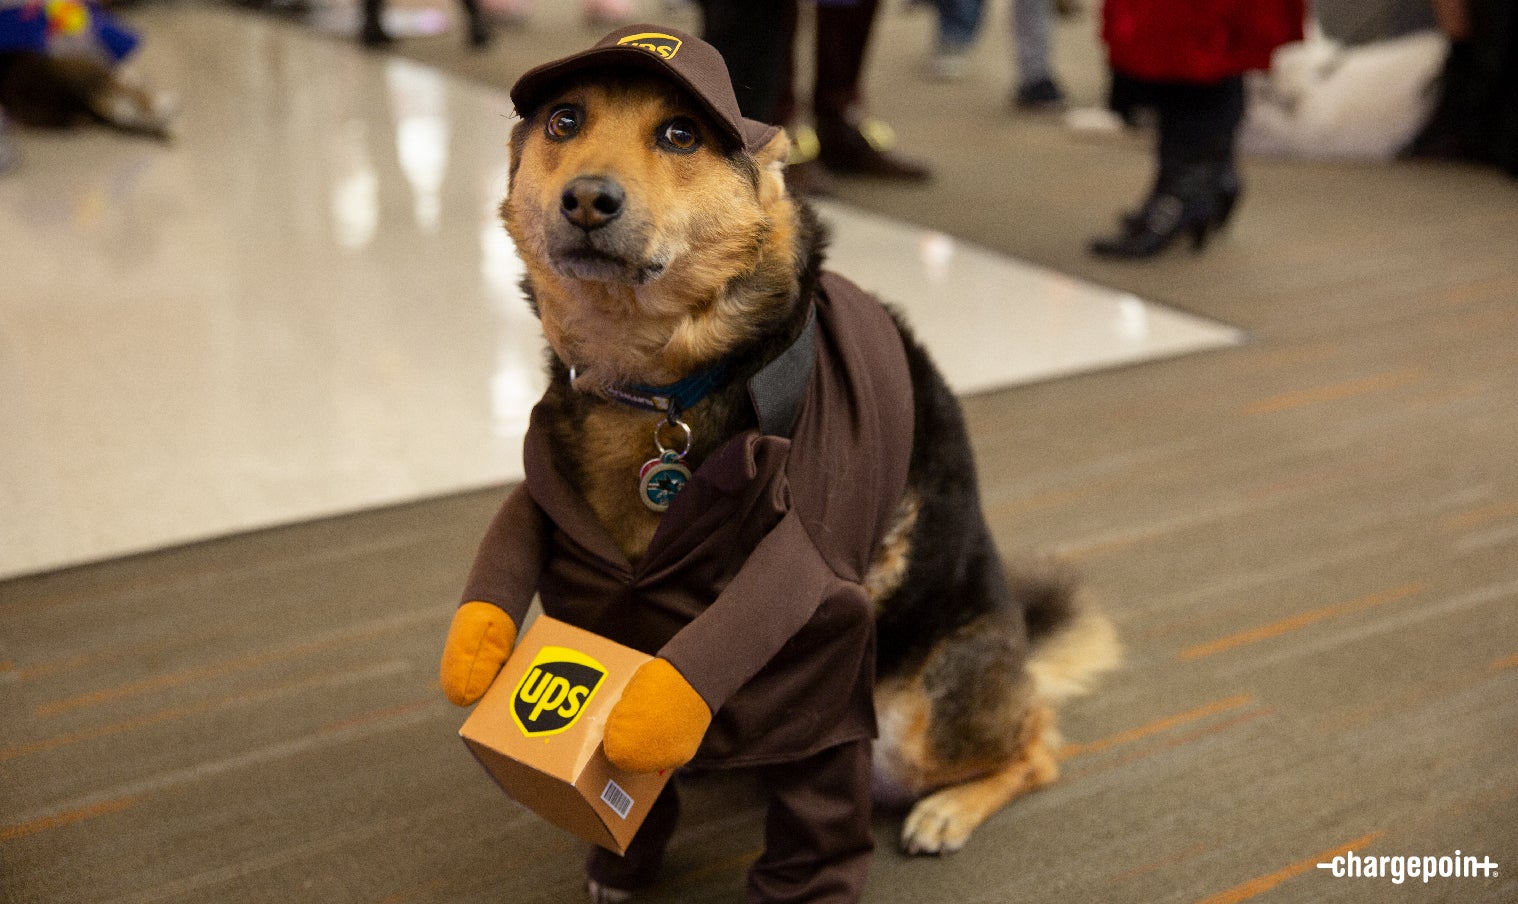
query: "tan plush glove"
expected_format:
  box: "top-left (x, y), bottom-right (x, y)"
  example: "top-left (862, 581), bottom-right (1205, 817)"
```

top-left (603, 658), bottom-right (712, 774)
top-left (439, 601), bottom-right (518, 706)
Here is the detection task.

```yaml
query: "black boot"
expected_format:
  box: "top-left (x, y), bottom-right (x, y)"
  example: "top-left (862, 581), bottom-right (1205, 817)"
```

top-left (1092, 165), bottom-right (1224, 259)
top-left (1210, 161), bottom-right (1242, 231)
top-left (1120, 161), bottom-right (1241, 233)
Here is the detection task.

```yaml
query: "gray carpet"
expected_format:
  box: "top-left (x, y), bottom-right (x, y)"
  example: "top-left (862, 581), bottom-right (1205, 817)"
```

top-left (3, 2), bottom-right (1517, 902)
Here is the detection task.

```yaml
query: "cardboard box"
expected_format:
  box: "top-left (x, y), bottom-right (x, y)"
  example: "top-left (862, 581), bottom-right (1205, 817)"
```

top-left (460, 615), bottom-right (672, 854)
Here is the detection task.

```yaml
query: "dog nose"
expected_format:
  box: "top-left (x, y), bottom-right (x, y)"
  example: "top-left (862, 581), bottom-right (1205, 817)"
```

top-left (560, 177), bottom-right (624, 230)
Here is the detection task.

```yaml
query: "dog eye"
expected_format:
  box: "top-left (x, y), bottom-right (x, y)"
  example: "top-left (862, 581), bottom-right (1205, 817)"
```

top-left (545, 106), bottom-right (581, 141)
top-left (658, 118), bottom-right (700, 153)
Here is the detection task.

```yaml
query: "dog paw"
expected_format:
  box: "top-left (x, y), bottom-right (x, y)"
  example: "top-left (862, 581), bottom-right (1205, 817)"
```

top-left (900, 790), bottom-right (979, 856)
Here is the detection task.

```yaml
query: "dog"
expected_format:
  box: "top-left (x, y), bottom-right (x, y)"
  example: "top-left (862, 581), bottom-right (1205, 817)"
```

top-left (444, 25), bottom-right (1119, 901)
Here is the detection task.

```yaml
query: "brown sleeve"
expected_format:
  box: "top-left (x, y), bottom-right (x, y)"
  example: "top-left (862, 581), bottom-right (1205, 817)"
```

top-left (460, 483), bottom-right (549, 627)
top-left (656, 508), bottom-right (844, 712)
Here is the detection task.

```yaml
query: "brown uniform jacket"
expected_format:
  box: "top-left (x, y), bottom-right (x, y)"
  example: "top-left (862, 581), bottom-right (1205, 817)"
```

top-left (462, 272), bottom-right (914, 768)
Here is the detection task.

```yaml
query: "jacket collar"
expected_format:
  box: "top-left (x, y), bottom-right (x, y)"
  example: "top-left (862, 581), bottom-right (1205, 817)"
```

top-left (747, 305), bottom-right (816, 437)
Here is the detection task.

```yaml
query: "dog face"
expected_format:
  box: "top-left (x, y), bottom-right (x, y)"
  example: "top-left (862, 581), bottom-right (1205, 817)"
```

top-left (503, 73), bottom-right (795, 387)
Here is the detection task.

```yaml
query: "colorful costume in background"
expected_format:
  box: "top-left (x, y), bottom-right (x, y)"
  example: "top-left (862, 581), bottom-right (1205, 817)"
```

top-left (0, 0), bottom-right (171, 137)
top-left (0, 0), bottom-right (139, 63)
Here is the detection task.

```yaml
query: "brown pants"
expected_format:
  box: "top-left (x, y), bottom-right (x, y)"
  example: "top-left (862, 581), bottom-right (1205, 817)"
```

top-left (587, 740), bottom-right (875, 903)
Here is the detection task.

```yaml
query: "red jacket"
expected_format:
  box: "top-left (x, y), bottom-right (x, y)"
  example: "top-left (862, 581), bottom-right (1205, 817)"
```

top-left (1102, 0), bottom-right (1305, 84)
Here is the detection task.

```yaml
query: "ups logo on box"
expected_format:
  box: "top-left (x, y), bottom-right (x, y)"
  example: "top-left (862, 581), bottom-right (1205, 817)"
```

top-left (616, 32), bottom-right (682, 60)
top-left (512, 646), bottom-right (607, 737)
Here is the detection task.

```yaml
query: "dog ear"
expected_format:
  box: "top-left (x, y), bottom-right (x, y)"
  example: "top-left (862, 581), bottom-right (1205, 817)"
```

top-left (754, 127), bottom-right (792, 207)
top-left (506, 116), bottom-right (533, 185)
top-left (754, 126), bottom-right (791, 169)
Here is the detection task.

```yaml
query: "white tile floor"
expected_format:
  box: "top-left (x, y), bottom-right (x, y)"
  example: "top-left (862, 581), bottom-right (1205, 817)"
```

top-left (0, 6), bottom-right (1241, 580)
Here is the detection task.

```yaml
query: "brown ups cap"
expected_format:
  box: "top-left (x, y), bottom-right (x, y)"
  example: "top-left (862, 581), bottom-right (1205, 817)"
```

top-left (510, 24), bottom-right (782, 154)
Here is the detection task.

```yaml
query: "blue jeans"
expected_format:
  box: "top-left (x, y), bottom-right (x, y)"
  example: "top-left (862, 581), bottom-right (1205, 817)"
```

top-left (934, 0), bottom-right (1056, 87)
top-left (935, 0), bottom-right (983, 49)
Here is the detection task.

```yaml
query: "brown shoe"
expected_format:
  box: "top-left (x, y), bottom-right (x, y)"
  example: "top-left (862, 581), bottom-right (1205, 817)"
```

top-left (815, 113), bottom-right (933, 182)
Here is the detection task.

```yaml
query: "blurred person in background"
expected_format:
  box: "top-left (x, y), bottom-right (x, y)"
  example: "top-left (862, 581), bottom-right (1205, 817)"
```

top-left (1315, 0), bottom-right (1434, 43)
top-left (700, 0), bottom-right (933, 195)
top-left (481, 0), bottom-right (634, 30)
top-left (1090, 0), bottom-right (1305, 259)
top-left (927, 0), bottom-right (1068, 113)
top-left (361, 0), bottom-right (490, 48)
top-left (1407, 0), bottom-right (1518, 177)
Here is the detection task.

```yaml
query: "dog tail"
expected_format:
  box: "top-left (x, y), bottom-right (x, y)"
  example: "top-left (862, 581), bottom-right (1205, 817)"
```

top-left (1014, 566), bottom-right (1121, 705)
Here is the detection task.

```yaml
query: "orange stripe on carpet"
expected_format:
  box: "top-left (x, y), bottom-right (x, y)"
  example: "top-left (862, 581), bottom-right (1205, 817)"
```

top-left (6, 661), bottom-right (409, 763)
top-left (1061, 694), bottom-right (1254, 760)
top-left (1490, 653), bottom-right (1518, 672)
top-left (1126, 706), bottom-right (1277, 761)
top-left (1245, 368), bottom-right (1425, 416)
top-left (0, 706), bottom-right (197, 763)
top-left (993, 484), bottom-right (1104, 517)
top-left (1194, 832), bottom-right (1384, 904)
top-left (14, 649), bottom-right (140, 683)
top-left (1108, 843), bottom-right (1214, 885)
top-left (0, 797), bottom-right (138, 844)
top-left (1441, 496), bottom-right (1518, 532)
top-left (34, 617), bottom-right (421, 717)
top-left (1178, 581), bottom-right (1426, 661)
top-left (1438, 273), bottom-right (1518, 306)
top-left (34, 654), bottom-right (286, 717)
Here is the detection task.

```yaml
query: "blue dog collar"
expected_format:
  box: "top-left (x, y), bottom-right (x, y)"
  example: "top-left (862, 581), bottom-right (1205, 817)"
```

top-left (577, 360), bottom-right (732, 416)
top-left (574, 303), bottom-right (816, 434)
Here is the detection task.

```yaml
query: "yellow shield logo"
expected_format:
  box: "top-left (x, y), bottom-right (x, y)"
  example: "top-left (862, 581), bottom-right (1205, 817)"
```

top-left (511, 646), bottom-right (607, 738)
top-left (616, 32), bottom-right (682, 60)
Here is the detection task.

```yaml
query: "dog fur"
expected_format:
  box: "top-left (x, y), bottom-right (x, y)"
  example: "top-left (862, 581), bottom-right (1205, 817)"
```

top-left (503, 72), bottom-right (1119, 857)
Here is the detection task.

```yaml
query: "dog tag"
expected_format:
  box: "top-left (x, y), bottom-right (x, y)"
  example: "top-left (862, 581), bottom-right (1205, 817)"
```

top-left (638, 416), bottom-right (694, 513)
top-left (639, 451), bottom-right (691, 513)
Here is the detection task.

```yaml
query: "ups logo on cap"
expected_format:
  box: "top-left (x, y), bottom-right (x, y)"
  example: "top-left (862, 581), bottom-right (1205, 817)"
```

top-left (617, 32), bottom-right (682, 60)
top-left (511, 646), bottom-right (607, 738)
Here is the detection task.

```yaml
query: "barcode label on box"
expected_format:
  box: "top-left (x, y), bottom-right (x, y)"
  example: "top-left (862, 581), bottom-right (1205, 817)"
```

top-left (601, 780), bottom-right (634, 819)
